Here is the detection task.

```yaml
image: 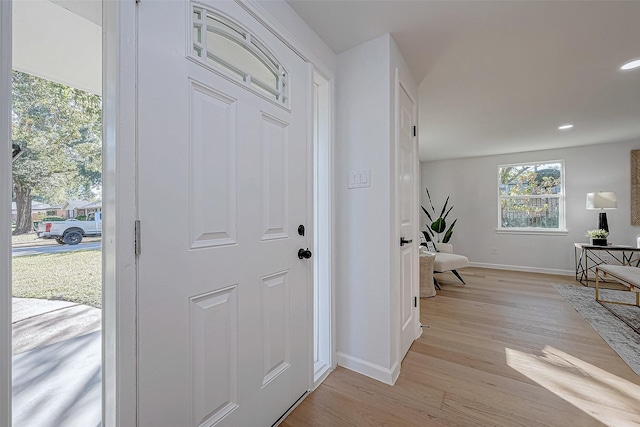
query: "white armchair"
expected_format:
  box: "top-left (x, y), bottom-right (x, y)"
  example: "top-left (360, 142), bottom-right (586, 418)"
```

top-left (432, 243), bottom-right (469, 288)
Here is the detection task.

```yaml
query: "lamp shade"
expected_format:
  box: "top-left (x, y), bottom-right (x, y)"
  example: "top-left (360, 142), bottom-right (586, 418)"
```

top-left (586, 192), bottom-right (618, 209)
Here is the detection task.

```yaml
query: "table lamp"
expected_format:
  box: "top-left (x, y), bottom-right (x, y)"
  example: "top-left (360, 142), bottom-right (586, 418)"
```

top-left (586, 191), bottom-right (617, 232)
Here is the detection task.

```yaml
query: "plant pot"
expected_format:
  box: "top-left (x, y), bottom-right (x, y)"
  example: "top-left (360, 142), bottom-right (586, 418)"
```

top-left (590, 238), bottom-right (608, 246)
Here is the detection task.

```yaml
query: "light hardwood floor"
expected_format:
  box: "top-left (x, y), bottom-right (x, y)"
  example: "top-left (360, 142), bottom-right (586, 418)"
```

top-left (282, 267), bottom-right (640, 426)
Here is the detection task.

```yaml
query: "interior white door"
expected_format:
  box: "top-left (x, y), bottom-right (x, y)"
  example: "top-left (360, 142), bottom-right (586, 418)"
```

top-left (137, 1), bottom-right (310, 425)
top-left (399, 83), bottom-right (418, 359)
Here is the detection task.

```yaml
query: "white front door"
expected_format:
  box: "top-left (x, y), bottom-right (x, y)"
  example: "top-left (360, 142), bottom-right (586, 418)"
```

top-left (398, 83), bottom-right (418, 359)
top-left (137, 1), bottom-right (311, 425)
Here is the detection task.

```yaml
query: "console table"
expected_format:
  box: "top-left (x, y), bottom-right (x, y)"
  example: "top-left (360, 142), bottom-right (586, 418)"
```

top-left (574, 243), bottom-right (640, 286)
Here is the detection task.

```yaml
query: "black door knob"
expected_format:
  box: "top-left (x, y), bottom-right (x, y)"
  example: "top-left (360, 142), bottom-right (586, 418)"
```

top-left (298, 248), bottom-right (312, 259)
top-left (400, 237), bottom-right (413, 246)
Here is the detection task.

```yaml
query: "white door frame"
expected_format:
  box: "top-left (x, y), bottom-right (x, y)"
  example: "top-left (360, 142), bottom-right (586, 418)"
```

top-left (311, 69), bottom-right (335, 388)
top-left (1, 1), bottom-right (13, 425)
top-left (102, 1), bottom-right (138, 425)
top-left (0, 2), bottom-right (135, 426)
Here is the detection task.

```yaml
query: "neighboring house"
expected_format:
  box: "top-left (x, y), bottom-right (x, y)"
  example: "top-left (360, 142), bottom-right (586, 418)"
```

top-left (59, 200), bottom-right (90, 219)
top-left (78, 200), bottom-right (102, 217)
top-left (10, 200), bottom-right (54, 222)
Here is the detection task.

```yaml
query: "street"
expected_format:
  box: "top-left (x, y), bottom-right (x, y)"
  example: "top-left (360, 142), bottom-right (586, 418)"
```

top-left (12, 241), bottom-right (101, 257)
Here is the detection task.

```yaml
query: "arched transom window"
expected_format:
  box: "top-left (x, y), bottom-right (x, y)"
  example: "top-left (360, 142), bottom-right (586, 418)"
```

top-left (192, 6), bottom-right (289, 105)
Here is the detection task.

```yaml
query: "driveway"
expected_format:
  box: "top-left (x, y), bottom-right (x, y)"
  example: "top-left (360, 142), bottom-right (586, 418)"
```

top-left (12, 241), bottom-right (101, 257)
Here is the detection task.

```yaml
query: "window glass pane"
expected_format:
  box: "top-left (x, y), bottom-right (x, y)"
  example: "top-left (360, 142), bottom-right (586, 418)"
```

top-left (207, 15), bottom-right (244, 39)
top-left (252, 39), bottom-right (278, 70)
top-left (206, 52), bottom-right (245, 80)
top-left (193, 25), bottom-right (202, 43)
top-left (251, 80), bottom-right (278, 98)
top-left (501, 197), bottom-right (560, 228)
top-left (499, 163), bottom-right (562, 196)
top-left (498, 161), bottom-right (564, 229)
top-left (205, 31), bottom-right (277, 90)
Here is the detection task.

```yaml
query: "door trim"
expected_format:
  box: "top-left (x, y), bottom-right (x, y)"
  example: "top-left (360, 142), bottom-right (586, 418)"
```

top-left (0, 1), bottom-right (13, 425)
top-left (311, 69), bottom-right (334, 388)
top-left (102, 1), bottom-right (138, 425)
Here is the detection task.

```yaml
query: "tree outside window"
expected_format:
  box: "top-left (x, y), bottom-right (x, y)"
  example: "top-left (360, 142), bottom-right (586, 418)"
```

top-left (498, 161), bottom-right (564, 230)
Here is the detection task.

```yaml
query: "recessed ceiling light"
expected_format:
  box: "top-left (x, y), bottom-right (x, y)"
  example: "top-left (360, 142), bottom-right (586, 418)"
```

top-left (621, 59), bottom-right (640, 70)
top-left (558, 124), bottom-right (574, 130)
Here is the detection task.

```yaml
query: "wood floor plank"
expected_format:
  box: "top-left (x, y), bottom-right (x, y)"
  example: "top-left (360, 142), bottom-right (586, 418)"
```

top-left (283, 267), bottom-right (640, 426)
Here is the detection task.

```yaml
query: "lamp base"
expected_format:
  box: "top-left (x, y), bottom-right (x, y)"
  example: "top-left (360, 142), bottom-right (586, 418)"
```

top-left (598, 212), bottom-right (609, 232)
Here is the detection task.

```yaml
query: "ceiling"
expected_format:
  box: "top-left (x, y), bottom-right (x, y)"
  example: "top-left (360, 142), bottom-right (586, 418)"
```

top-left (13, 0), bottom-right (101, 95)
top-left (287, 1), bottom-right (640, 161)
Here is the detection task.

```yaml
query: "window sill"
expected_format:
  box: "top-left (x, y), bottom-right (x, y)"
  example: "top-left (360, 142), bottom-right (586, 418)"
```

top-left (495, 228), bottom-right (568, 236)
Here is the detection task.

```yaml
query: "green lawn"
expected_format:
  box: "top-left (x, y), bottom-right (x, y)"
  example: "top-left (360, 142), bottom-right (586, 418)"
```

top-left (12, 250), bottom-right (102, 308)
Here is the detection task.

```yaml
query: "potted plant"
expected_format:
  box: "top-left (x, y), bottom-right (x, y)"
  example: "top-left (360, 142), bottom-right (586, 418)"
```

top-left (586, 229), bottom-right (609, 246)
top-left (421, 187), bottom-right (457, 243)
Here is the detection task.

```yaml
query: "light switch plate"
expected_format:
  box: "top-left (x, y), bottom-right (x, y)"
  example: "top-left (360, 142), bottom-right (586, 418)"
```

top-left (348, 169), bottom-right (371, 189)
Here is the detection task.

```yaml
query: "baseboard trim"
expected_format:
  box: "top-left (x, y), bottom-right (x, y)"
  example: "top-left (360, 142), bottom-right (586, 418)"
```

top-left (336, 352), bottom-right (398, 385)
top-left (469, 262), bottom-right (574, 276)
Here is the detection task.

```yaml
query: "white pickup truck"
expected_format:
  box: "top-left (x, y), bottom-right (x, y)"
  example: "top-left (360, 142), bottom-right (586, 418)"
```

top-left (36, 212), bottom-right (102, 245)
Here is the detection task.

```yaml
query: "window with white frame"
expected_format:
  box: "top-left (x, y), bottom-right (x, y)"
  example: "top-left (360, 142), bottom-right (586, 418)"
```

top-left (191, 6), bottom-right (289, 105)
top-left (498, 161), bottom-right (565, 231)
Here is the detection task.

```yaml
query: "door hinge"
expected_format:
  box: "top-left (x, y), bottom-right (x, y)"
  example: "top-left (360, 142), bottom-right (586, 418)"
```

top-left (135, 220), bottom-right (141, 255)
top-left (414, 296), bottom-right (418, 308)
top-left (413, 125), bottom-right (417, 137)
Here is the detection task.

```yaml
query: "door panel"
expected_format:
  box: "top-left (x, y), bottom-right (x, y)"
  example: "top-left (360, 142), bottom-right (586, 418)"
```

top-left (137, 1), bottom-right (310, 425)
top-left (261, 114), bottom-right (289, 240)
top-left (399, 84), bottom-right (418, 359)
top-left (190, 286), bottom-right (239, 426)
top-left (188, 81), bottom-right (238, 249)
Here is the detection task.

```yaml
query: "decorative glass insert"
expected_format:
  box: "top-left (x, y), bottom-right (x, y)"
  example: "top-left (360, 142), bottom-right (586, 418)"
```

top-left (192, 6), bottom-right (288, 105)
top-left (498, 161), bottom-right (565, 230)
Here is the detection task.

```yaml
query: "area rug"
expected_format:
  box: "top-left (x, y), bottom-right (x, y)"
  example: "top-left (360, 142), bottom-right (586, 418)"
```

top-left (552, 283), bottom-right (640, 375)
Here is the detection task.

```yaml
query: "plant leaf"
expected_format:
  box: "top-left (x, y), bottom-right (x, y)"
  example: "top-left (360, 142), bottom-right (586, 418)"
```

top-left (421, 205), bottom-right (433, 221)
top-left (431, 218), bottom-right (446, 234)
top-left (443, 219), bottom-right (457, 243)
top-left (426, 187), bottom-right (435, 212)
top-left (442, 205), bottom-right (454, 221)
top-left (439, 196), bottom-right (450, 219)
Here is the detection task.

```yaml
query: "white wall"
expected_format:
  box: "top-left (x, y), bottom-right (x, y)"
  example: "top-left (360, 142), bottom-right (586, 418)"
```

top-left (420, 139), bottom-right (640, 274)
top-left (335, 34), bottom-right (393, 381)
top-left (335, 34), bottom-right (418, 384)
